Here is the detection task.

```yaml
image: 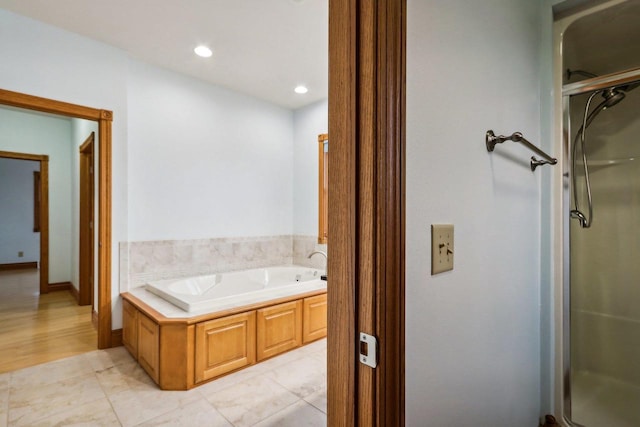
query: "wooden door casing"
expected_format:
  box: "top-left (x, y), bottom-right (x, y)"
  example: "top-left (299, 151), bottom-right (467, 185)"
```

top-left (78, 133), bottom-right (95, 307)
top-left (0, 88), bottom-right (113, 350)
top-left (328, 0), bottom-right (406, 425)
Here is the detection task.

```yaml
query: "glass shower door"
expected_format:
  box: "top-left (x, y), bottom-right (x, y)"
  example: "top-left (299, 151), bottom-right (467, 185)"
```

top-left (567, 80), bottom-right (640, 427)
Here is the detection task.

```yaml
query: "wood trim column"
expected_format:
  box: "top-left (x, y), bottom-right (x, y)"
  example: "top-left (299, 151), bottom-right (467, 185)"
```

top-left (98, 110), bottom-right (113, 349)
top-left (79, 133), bottom-right (95, 306)
top-left (328, 0), bottom-right (405, 425)
top-left (357, 0), bottom-right (377, 424)
top-left (318, 134), bottom-right (329, 244)
top-left (40, 158), bottom-right (49, 295)
top-left (328, 0), bottom-right (358, 424)
top-left (373, 1), bottom-right (406, 425)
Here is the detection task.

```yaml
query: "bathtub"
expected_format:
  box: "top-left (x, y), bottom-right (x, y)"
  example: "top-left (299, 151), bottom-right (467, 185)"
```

top-left (146, 265), bottom-right (326, 313)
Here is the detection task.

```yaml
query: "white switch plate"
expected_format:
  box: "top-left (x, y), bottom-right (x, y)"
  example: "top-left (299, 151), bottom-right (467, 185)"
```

top-left (431, 224), bottom-right (454, 274)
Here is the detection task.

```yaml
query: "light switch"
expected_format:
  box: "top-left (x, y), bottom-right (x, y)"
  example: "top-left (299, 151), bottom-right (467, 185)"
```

top-left (431, 224), bottom-right (454, 274)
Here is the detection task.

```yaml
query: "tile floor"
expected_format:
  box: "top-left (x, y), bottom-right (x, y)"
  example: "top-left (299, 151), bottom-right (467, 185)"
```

top-left (0, 339), bottom-right (327, 427)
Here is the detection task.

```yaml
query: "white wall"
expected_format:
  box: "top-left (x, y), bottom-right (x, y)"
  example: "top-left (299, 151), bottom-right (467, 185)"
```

top-left (0, 107), bottom-right (73, 283)
top-left (0, 9), bottom-right (128, 326)
top-left (293, 99), bottom-right (328, 236)
top-left (126, 60), bottom-right (294, 241)
top-left (406, 1), bottom-right (543, 425)
top-left (0, 158), bottom-right (40, 264)
top-left (70, 118), bottom-right (99, 293)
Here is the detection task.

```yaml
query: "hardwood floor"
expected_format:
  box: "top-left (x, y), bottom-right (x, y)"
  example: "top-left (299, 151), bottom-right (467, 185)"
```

top-left (0, 269), bottom-right (96, 373)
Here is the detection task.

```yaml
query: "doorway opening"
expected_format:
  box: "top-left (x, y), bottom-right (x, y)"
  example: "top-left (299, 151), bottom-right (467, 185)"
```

top-left (0, 150), bottom-right (48, 294)
top-left (0, 88), bottom-right (113, 350)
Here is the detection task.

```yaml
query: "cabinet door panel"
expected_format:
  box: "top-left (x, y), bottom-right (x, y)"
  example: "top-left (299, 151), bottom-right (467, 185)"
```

top-left (303, 294), bottom-right (328, 343)
top-left (195, 311), bottom-right (256, 383)
top-left (257, 300), bottom-right (302, 361)
top-left (122, 299), bottom-right (138, 359)
top-left (138, 313), bottom-right (159, 383)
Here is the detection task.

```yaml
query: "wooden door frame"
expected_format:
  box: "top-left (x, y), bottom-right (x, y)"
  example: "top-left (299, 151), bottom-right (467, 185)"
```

top-left (328, 0), bottom-right (405, 425)
top-left (0, 88), bottom-right (113, 349)
top-left (0, 150), bottom-right (49, 295)
top-left (78, 132), bottom-right (95, 307)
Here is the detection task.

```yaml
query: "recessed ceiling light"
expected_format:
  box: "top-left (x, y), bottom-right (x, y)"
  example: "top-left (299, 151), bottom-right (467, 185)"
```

top-left (194, 45), bottom-right (212, 58)
top-left (294, 85), bottom-right (308, 94)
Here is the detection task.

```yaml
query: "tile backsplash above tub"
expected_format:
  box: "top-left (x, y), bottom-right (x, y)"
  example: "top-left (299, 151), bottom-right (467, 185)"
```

top-left (121, 235), bottom-right (327, 290)
top-left (292, 235), bottom-right (327, 270)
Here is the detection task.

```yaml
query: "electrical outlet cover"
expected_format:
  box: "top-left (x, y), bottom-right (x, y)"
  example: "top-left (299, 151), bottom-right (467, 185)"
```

top-left (431, 224), bottom-right (454, 274)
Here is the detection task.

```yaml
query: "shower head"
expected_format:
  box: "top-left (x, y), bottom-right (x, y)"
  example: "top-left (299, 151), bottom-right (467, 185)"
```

top-left (582, 86), bottom-right (628, 128)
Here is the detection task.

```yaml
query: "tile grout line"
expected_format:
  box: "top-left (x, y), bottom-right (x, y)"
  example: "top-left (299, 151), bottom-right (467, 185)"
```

top-left (249, 397), bottom-right (328, 427)
top-left (102, 375), bottom-right (182, 426)
top-left (302, 386), bottom-right (327, 414)
top-left (206, 373), bottom-right (302, 427)
top-left (303, 395), bottom-right (328, 416)
top-left (204, 398), bottom-right (236, 427)
top-left (94, 367), bottom-right (125, 427)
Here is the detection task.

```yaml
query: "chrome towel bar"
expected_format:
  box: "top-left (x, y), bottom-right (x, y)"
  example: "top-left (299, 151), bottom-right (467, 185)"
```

top-left (486, 130), bottom-right (557, 171)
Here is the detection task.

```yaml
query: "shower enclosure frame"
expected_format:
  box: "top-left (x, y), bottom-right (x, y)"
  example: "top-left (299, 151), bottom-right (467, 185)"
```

top-left (560, 66), bottom-right (640, 426)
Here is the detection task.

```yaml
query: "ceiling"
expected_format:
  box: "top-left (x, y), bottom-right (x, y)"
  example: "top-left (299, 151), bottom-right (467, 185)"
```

top-left (0, 0), bottom-right (328, 110)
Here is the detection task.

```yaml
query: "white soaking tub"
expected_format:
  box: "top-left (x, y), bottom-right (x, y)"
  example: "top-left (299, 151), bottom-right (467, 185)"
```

top-left (146, 265), bottom-right (326, 313)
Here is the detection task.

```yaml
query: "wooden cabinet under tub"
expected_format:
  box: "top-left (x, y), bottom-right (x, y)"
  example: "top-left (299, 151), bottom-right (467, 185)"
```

top-left (256, 300), bottom-right (302, 362)
top-left (195, 311), bottom-right (256, 383)
top-left (137, 312), bottom-right (160, 384)
top-left (303, 294), bottom-right (327, 344)
top-left (121, 289), bottom-right (327, 390)
top-left (122, 299), bottom-right (138, 359)
top-left (123, 299), bottom-right (162, 384)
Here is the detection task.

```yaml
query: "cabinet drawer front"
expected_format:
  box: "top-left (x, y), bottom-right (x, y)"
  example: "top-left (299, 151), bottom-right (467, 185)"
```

top-left (303, 294), bottom-right (327, 344)
top-left (138, 313), bottom-right (160, 383)
top-left (122, 300), bottom-right (138, 359)
top-left (257, 300), bottom-right (302, 361)
top-left (195, 311), bottom-right (256, 383)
